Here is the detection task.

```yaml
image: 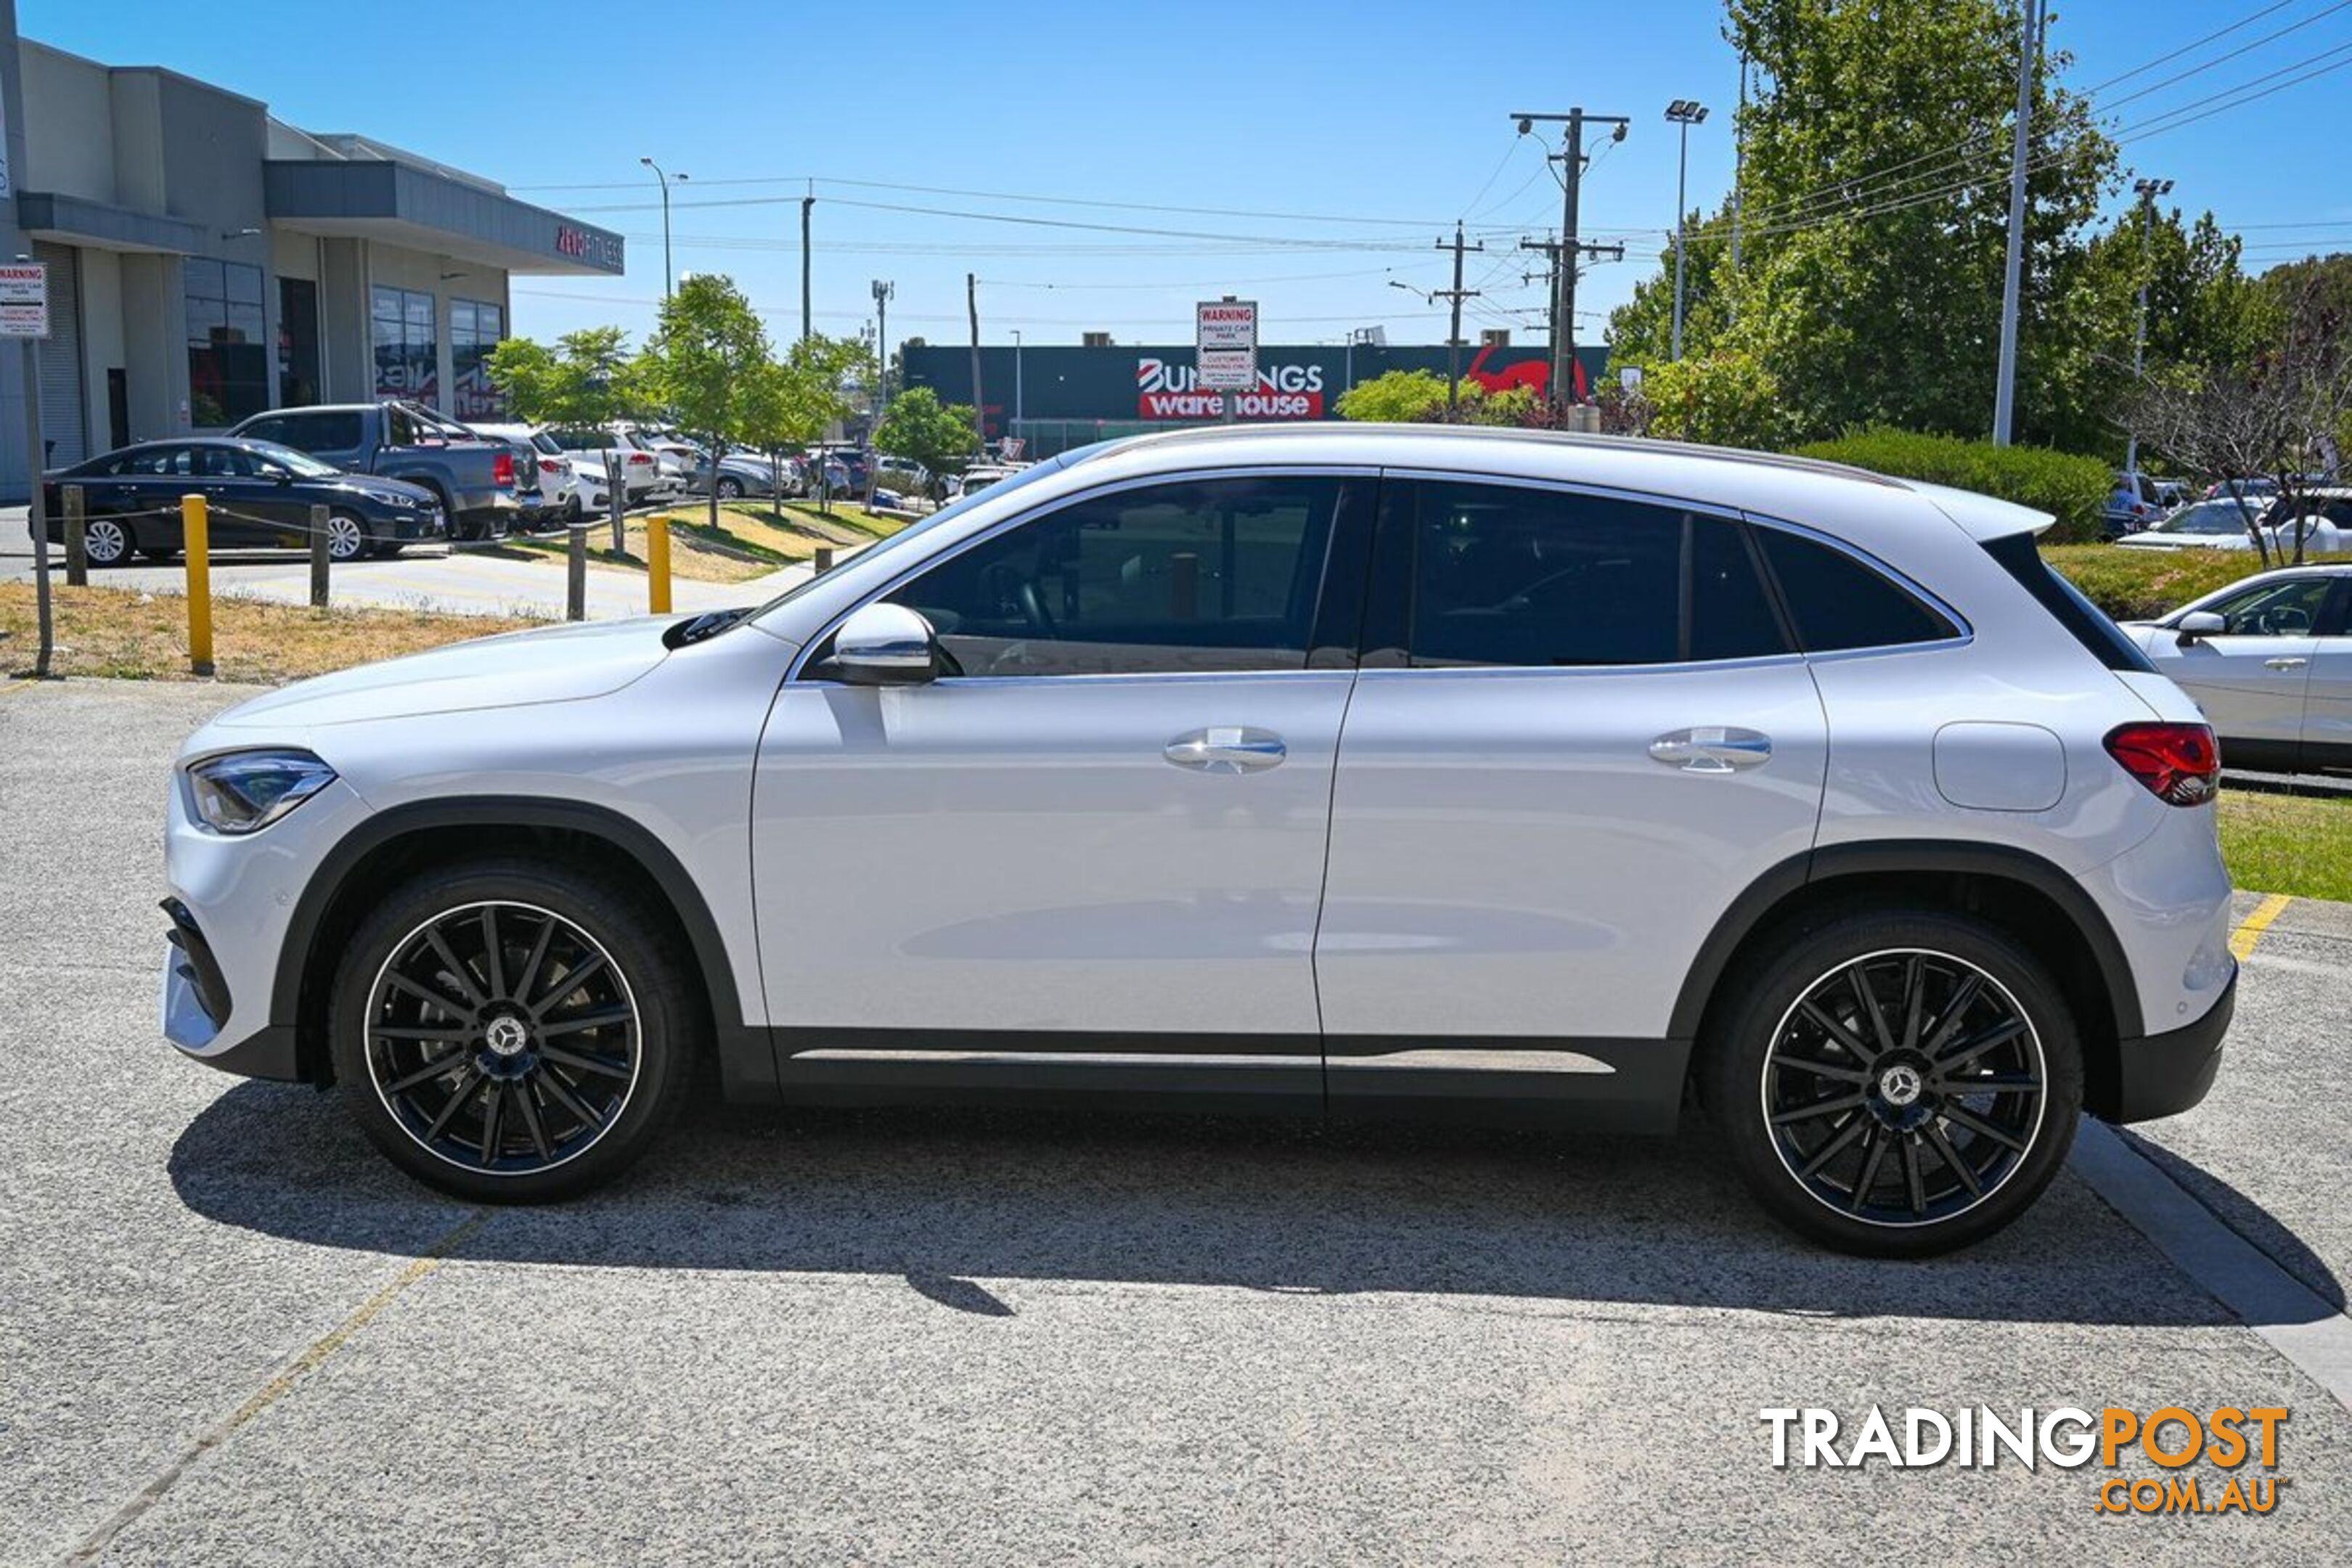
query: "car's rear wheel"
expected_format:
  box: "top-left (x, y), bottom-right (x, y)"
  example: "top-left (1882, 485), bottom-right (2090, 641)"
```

top-left (327, 859), bottom-right (701, 1202)
top-left (1699, 907), bottom-right (2082, 1257)
top-left (716, 475), bottom-right (744, 499)
top-left (81, 516), bottom-right (133, 566)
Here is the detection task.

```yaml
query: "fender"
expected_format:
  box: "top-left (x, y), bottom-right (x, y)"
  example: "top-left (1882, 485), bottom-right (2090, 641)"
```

top-left (272, 796), bottom-right (777, 1099)
top-left (1667, 839), bottom-right (2143, 1042)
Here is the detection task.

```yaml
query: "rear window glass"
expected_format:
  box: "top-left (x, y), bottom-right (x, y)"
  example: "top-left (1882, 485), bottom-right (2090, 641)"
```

top-left (1979, 532), bottom-right (2155, 673)
top-left (1755, 526), bottom-right (1958, 652)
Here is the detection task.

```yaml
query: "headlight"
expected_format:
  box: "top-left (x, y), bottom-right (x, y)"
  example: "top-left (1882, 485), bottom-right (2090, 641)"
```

top-left (186, 750), bottom-right (337, 835)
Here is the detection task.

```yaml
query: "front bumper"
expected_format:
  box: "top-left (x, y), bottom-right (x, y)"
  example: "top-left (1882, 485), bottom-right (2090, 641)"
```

top-left (2104, 966), bottom-right (2234, 1123)
top-left (380, 510), bottom-right (448, 542)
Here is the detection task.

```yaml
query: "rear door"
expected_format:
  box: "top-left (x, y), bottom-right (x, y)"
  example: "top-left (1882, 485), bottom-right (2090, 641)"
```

top-left (1315, 475), bottom-right (1828, 1119)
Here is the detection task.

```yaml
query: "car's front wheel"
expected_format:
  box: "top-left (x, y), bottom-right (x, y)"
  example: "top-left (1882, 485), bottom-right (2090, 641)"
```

top-left (716, 475), bottom-right (744, 499)
top-left (1700, 907), bottom-right (2082, 1257)
top-left (81, 515), bottom-right (133, 566)
top-left (327, 858), bottom-right (701, 1202)
top-left (324, 510), bottom-right (368, 563)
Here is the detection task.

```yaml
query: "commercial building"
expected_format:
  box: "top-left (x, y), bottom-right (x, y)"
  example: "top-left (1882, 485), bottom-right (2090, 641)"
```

top-left (904, 339), bottom-right (1612, 456)
top-left (0, 3), bottom-right (621, 495)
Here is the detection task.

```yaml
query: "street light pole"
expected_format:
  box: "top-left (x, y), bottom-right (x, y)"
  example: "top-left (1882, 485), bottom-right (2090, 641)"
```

top-left (1665, 99), bottom-right (1709, 362)
top-left (1011, 328), bottom-right (1024, 443)
top-left (640, 158), bottom-right (688, 298)
top-left (1992, 0), bottom-right (2047, 446)
top-left (2124, 176), bottom-right (2173, 482)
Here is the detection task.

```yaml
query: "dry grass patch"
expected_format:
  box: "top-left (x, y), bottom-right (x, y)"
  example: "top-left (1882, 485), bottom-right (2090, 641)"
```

top-left (498, 504), bottom-right (905, 583)
top-left (1, 583), bottom-right (541, 685)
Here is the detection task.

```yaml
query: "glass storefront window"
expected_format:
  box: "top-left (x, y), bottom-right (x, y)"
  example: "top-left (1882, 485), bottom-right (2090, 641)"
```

top-left (184, 257), bottom-right (269, 427)
top-left (451, 298), bottom-right (506, 420)
top-left (372, 284), bottom-right (438, 404)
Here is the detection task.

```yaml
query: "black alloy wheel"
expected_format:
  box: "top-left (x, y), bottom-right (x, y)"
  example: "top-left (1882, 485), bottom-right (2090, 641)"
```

top-left (1762, 950), bottom-right (2046, 1228)
top-left (330, 860), bottom-right (699, 1201)
top-left (1702, 907), bottom-right (2082, 1257)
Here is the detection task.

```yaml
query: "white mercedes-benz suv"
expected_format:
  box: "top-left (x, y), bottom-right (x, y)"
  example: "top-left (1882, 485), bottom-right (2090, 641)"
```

top-left (160, 425), bottom-right (2236, 1255)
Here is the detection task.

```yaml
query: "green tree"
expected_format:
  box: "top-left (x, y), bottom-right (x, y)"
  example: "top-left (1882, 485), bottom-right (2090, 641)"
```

top-left (486, 326), bottom-right (641, 428)
top-left (1638, 351), bottom-right (1794, 449)
top-left (1609, 0), bottom-right (2117, 447)
top-left (1335, 369), bottom-right (1457, 423)
top-left (637, 275), bottom-right (772, 533)
top-left (872, 387), bottom-right (978, 499)
top-left (734, 333), bottom-right (875, 512)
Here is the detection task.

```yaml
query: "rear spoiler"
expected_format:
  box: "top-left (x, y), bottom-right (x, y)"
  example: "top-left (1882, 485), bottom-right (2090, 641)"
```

top-left (1908, 478), bottom-right (2054, 540)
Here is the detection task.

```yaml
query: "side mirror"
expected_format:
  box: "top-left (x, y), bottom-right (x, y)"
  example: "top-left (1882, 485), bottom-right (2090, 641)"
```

top-left (2175, 611), bottom-right (2226, 645)
top-left (834, 603), bottom-right (939, 686)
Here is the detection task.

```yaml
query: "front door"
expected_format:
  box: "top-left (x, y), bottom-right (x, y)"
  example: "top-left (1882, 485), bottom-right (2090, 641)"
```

top-left (2295, 578), bottom-right (2352, 767)
top-left (1315, 476), bottom-right (1829, 1119)
top-left (2145, 574), bottom-right (2332, 769)
top-left (751, 470), bottom-right (1372, 1098)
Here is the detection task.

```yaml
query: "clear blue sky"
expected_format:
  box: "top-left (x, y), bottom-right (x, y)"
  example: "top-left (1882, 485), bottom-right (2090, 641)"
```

top-left (27, 0), bottom-right (2352, 352)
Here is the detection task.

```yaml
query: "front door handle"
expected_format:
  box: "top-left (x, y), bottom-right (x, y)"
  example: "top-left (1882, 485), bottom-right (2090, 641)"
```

top-left (1164, 726), bottom-right (1286, 775)
top-left (2264, 657), bottom-right (2310, 671)
top-left (1649, 727), bottom-right (1773, 773)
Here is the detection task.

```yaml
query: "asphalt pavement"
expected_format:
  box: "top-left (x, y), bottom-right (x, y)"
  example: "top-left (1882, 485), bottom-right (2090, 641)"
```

top-left (0, 505), bottom-right (815, 621)
top-left (2, 678), bottom-right (2348, 1564)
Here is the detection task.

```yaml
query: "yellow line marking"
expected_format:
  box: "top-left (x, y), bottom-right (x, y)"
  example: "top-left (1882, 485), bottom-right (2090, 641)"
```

top-left (0, 679), bottom-right (38, 697)
top-left (2229, 893), bottom-right (2294, 961)
top-left (65, 1208), bottom-right (488, 1564)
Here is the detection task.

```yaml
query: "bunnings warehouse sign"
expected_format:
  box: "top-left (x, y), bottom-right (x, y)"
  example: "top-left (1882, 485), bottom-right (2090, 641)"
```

top-left (906, 342), bottom-right (1612, 436)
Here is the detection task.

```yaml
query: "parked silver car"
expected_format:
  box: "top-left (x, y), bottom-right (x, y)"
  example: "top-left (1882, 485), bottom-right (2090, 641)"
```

top-left (2125, 565), bottom-right (2352, 772)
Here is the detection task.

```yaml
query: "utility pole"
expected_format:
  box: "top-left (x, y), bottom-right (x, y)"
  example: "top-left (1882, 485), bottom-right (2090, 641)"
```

top-left (1993, 0), bottom-right (2048, 446)
top-left (1510, 107), bottom-right (1628, 407)
top-left (966, 272), bottom-right (986, 454)
top-left (2124, 176), bottom-right (2173, 481)
top-left (1731, 55), bottom-right (1747, 274)
top-left (872, 279), bottom-right (894, 416)
top-left (1435, 222), bottom-right (1484, 418)
top-left (800, 189), bottom-right (815, 344)
top-left (1665, 100), bottom-right (1710, 361)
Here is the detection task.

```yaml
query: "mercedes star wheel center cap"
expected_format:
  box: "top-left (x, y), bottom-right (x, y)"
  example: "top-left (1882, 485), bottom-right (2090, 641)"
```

top-left (1878, 1063), bottom-right (1924, 1108)
top-left (484, 1016), bottom-right (531, 1058)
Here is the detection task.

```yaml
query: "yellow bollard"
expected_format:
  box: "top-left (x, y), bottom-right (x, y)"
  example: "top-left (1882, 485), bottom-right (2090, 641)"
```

top-left (647, 514), bottom-right (671, 615)
top-left (183, 493), bottom-right (214, 677)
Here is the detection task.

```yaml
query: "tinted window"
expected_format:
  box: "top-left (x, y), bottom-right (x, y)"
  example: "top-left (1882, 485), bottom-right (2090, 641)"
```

top-left (1756, 526), bottom-right (1958, 651)
top-left (195, 446), bottom-right (254, 478)
top-left (2201, 576), bottom-right (2332, 636)
top-left (121, 446), bottom-right (194, 476)
top-left (1405, 481), bottom-right (1784, 668)
top-left (883, 475), bottom-right (1341, 677)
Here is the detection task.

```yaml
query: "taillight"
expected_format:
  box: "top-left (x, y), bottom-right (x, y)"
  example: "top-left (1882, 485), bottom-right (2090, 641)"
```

top-left (539, 458), bottom-right (560, 473)
top-left (629, 452), bottom-right (652, 465)
top-left (2105, 722), bottom-right (2219, 806)
top-left (492, 450), bottom-right (515, 486)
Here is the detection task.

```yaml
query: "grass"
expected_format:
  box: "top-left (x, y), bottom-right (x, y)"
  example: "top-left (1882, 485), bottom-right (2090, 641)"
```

top-left (0, 582), bottom-right (539, 685)
top-left (497, 502), bottom-right (908, 584)
top-left (2216, 790), bottom-right (2352, 903)
top-left (2043, 543), bottom-right (2352, 621)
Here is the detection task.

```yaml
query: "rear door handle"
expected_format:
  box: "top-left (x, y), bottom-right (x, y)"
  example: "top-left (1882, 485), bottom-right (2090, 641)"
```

top-left (2264, 657), bottom-right (2310, 670)
top-left (1164, 726), bottom-right (1286, 774)
top-left (1649, 727), bottom-right (1773, 773)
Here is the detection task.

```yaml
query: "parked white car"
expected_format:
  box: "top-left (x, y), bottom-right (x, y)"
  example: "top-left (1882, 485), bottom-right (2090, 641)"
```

top-left (545, 425), bottom-right (661, 506)
top-left (158, 425), bottom-right (2235, 1256)
top-left (2123, 564), bottom-right (2352, 774)
top-left (2114, 498), bottom-right (2261, 551)
top-left (467, 423), bottom-right (580, 526)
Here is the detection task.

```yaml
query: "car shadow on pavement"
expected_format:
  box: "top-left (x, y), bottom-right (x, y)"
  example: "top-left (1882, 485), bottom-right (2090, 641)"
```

top-left (169, 1082), bottom-right (2344, 1329)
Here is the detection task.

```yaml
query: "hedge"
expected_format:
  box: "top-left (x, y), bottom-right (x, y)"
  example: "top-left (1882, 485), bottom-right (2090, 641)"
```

top-left (1793, 427), bottom-right (2112, 544)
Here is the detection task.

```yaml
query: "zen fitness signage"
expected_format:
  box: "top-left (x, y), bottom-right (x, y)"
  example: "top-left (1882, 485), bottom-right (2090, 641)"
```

top-left (0, 263), bottom-right (49, 338)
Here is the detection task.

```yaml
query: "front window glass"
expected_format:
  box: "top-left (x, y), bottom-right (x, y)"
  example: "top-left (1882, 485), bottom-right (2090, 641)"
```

top-left (2156, 500), bottom-right (2253, 536)
top-left (2200, 577), bottom-right (2333, 636)
top-left (242, 440), bottom-right (340, 478)
top-left (883, 475), bottom-right (1339, 677)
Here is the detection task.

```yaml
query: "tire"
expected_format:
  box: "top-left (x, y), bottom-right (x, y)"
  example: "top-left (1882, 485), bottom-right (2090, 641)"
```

top-left (1698, 905), bottom-right (2083, 1257)
top-left (324, 510), bottom-right (369, 563)
top-left (326, 857), bottom-right (703, 1203)
top-left (81, 515), bottom-right (134, 566)
top-left (716, 476), bottom-right (744, 500)
top-left (563, 494), bottom-right (583, 523)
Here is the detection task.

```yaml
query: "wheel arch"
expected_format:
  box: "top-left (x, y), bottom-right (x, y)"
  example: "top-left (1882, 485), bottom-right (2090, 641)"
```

top-left (1675, 841), bottom-right (2141, 1119)
top-left (272, 797), bottom-right (773, 1098)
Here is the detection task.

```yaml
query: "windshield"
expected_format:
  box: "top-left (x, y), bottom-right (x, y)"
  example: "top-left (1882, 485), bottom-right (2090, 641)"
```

top-left (243, 440), bottom-right (343, 478)
top-left (2152, 500), bottom-right (2252, 536)
top-left (751, 443), bottom-right (1116, 623)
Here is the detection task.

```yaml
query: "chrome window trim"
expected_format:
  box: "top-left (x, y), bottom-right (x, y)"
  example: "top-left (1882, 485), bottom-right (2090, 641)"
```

top-left (785, 463), bottom-right (1379, 685)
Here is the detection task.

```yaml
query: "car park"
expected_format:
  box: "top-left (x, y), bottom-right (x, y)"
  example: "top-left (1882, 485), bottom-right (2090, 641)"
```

top-left (157, 425), bottom-right (2234, 1257)
top-left (2114, 497), bottom-right (2261, 550)
top-left (229, 402), bottom-right (515, 542)
top-left (2124, 564), bottom-right (2352, 773)
top-left (690, 450), bottom-right (799, 499)
top-left (547, 426), bottom-right (662, 506)
top-left (41, 438), bottom-right (446, 563)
